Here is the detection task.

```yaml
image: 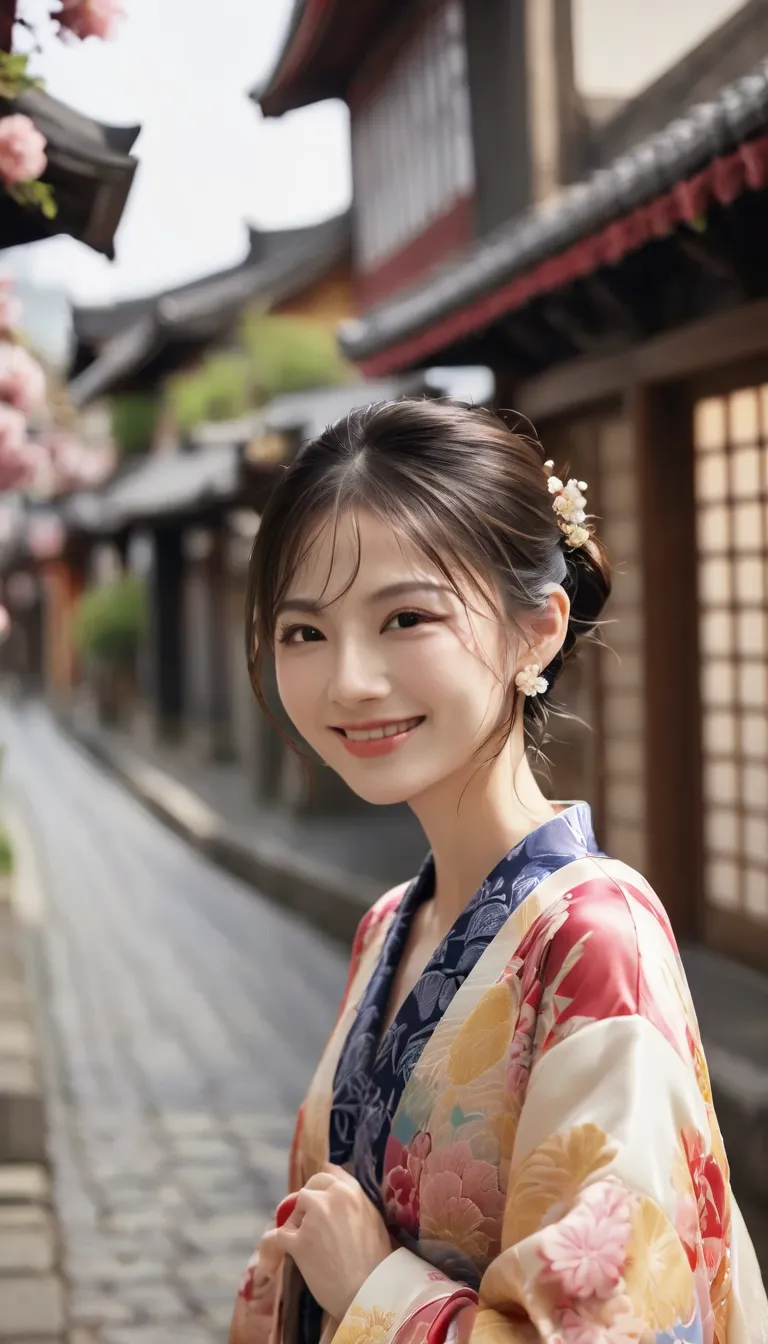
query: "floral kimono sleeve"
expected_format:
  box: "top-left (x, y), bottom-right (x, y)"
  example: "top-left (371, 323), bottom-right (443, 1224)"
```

top-left (331, 873), bottom-right (767, 1344)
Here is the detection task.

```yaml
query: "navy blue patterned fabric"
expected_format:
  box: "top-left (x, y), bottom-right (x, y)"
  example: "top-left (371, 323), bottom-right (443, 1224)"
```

top-left (329, 802), bottom-right (601, 1204)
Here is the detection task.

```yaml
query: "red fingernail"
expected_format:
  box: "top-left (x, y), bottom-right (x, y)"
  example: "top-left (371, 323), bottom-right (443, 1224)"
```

top-left (275, 1194), bottom-right (298, 1227)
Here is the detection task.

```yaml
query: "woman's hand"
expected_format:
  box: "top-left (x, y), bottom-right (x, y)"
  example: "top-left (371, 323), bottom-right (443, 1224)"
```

top-left (262, 1165), bottom-right (393, 1322)
top-left (229, 1224), bottom-right (284, 1344)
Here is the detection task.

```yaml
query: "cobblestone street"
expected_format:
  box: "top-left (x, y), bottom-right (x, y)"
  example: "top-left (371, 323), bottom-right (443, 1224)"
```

top-left (1, 701), bottom-right (347, 1344)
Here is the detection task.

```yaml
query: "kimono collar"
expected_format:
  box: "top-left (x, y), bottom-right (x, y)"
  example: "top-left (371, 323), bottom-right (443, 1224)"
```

top-left (328, 800), bottom-right (601, 1209)
top-left (405, 799), bottom-right (600, 924)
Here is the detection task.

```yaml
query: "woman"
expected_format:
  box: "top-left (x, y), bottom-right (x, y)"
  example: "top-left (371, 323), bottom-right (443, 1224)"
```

top-left (229, 400), bottom-right (767, 1344)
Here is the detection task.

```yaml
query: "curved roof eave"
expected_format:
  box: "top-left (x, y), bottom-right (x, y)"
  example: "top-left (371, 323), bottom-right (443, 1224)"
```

top-left (254, 0), bottom-right (332, 118)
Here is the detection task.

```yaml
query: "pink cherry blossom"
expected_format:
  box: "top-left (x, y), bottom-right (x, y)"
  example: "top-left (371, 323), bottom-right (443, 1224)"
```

top-left (0, 401), bottom-right (26, 454)
top-left (28, 514), bottom-right (65, 562)
top-left (0, 439), bottom-right (47, 493)
top-left (0, 278), bottom-right (22, 333)
top-left (0, 344), bottom-right (46, 415)
top-left (55, 0), bottom-right (125, 40)
top-left (539, 1180), bottom-right (634, 1300)
top-left (43, 431), bottom-right (116, 492)
top-left (0, 116), bottom-right (47, 186)
top-left (0, 403), bottom-right (33, 489)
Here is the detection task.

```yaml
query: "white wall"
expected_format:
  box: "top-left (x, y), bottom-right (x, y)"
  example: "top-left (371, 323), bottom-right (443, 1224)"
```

top-left (574, 0), bottom-right (747, 97)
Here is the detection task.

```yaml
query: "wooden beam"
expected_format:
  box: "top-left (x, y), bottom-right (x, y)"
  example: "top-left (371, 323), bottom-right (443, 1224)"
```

top-left (632, 382), bottom-right (702, 942)
top-left (583, 272), bottom-right (645, 339)
top-left (516, 295), bottom-right (768, 422)
top-left (0, 2), bottom-right (16, 53)
top-left (538, 297), bottom-right (600, 354)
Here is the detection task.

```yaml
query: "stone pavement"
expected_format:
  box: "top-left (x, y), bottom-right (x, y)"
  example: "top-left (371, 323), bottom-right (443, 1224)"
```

top-left (0, 825), bottom-right (66, 1343)
top-left (1, 702), bottom-right (348, 1342)
top-left (70, 703), bottom-right (428, 893)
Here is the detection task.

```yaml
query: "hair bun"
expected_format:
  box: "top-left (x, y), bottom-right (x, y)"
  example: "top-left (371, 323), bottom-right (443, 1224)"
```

top-left (566, 535), bottom-right (611, 643)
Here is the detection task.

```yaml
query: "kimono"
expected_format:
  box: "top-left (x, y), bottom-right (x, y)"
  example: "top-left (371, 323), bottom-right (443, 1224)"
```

top-left (234, 803), bottom-right (768, 1344)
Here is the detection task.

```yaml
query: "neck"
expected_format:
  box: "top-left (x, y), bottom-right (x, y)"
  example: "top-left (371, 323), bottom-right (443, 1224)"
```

top-left (408, 725), bottom-right (559, 929)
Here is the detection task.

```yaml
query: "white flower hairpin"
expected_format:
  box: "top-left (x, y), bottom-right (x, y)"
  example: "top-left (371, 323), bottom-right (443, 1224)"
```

top-left (543, 460), bottom-right (590, 549)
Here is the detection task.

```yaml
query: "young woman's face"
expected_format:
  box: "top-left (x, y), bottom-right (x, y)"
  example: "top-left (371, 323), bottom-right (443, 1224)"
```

top-left (274, 508), bottom-right (518, 807)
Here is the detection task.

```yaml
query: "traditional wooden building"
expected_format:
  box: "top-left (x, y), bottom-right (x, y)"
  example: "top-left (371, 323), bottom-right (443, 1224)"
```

top-left (0, 87), bottom-right (139, 256)
top-left (68, 211), bottom-right (352, 407)
top-left (257, 1), bottom-right (768, 973)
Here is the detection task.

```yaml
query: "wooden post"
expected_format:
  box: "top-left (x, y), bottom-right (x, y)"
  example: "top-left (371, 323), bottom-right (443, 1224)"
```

top-left (631, 381), bottom-right (702, 942)
top-left (206, 527), bottom-right (235, 761)
top-left (0, 1), bottom-right (16, 54)
top-left (150, 526), bottom-right (185, 743)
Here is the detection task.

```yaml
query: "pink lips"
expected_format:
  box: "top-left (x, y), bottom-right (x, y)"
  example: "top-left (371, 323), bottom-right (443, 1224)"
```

top-left (332, 716), bottom-right (425, 759)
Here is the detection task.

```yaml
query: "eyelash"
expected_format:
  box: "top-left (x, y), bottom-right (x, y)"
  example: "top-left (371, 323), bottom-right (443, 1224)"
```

top-left (276, 610), bottom-right (441, 645)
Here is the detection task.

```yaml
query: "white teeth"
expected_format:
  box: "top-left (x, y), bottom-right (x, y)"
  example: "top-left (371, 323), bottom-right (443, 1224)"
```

top-left (344, 718), bottom-right (421, 742)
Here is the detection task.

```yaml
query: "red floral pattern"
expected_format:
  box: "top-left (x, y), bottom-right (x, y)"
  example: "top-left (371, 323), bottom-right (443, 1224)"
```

top-left (383, 1133), bottom-right (432, 1236)
top-left (682, 1127), bottom-right (729, 1277)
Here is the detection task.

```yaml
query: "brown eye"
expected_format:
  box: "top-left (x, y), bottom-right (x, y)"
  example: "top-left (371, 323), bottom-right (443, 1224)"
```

top-left (384, 611), bottom-right (438, 632)
top-left (278, 625), bottom-right (325, 645)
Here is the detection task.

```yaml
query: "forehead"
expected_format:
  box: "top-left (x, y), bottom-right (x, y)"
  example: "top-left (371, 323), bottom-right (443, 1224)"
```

top-left (286, 507), bottom-right (442, 601)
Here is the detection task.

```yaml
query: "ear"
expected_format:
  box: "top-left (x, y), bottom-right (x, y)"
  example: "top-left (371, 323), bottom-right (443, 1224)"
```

top-left (525, 586), bottom-right (570, 670)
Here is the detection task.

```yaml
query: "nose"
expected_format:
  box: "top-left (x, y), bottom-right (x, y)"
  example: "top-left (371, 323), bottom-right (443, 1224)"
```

top-left (326, 634), bottom-right (390, 709)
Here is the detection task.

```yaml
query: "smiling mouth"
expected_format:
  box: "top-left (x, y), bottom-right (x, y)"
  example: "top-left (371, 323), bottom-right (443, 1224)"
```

top-left (333, 716), bottom-right (425, 742)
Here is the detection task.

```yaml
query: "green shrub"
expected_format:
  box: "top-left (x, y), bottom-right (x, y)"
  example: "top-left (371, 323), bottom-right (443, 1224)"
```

top-left (241, 311), bottom-right (356, 399)
top-left (72, 577), bottom-right (147, 668)
top-left (0, 828), bottom-right (12, 875)
top-left (110, 394), bottom-right (161, 457)
top-left (167, 351), bottom-right (251, 432)
top-left (165, 313), bottom-right (357, 432)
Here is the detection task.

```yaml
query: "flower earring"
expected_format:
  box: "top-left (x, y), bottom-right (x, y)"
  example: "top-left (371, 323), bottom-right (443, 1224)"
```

top-left (515, 663), bottom-right (548, 698)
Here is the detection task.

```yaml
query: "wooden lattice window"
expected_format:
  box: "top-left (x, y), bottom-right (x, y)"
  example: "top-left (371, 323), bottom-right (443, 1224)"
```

top-left (695, 389), bottom-right (768, 927)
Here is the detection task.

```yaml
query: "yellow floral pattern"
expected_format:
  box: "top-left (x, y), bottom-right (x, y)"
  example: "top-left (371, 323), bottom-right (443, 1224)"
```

top-left (502, 1123), bottom-right (617, 1250)
top-left (623, 1196), bottom-right (695, 1330)
top-left (448, 984), bottom-right (517, 1086)
top-left (333, 1306), bottom-right (397, 1344)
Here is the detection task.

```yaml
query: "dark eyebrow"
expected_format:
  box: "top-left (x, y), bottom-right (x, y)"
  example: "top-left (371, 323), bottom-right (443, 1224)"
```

top-left (276, 580), bottom-right (453, 617)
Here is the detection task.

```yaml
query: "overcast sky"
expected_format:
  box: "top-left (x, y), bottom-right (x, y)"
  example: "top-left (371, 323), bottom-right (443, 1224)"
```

top-left (7, 0), bottom-right (746, 306)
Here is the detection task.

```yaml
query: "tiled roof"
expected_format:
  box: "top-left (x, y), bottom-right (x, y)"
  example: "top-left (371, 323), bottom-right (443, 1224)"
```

top-left (0, 88), bottom-right (139, 257)
top-left (68, 212), bottom-right (351, 406)
top-left (64, 445), bottom-right (241, 533)
top-left (342, 60), bottom-right (768, 371)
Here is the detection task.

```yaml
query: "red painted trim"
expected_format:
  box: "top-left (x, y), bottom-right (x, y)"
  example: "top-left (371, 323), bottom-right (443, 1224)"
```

top-left (357, 134), bottom-right (768, 377)
top-left (356, 197), bottom-right (473, 308)
top-left (262, 0), bottom-right (334, 109)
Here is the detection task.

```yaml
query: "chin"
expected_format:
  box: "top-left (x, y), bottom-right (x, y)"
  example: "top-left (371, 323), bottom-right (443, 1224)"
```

top-left (337, 775), bottom-right (416, 807)
top-left (331, 761), bottom-right (438, 809)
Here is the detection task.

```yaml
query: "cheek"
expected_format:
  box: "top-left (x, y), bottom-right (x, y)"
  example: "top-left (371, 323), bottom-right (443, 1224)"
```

top-left (416, 640), bottom-right (505, 722)
top-left (275, 652), bottom-right (323, 732)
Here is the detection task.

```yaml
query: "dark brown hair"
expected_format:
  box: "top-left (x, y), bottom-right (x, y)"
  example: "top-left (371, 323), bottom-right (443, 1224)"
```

top-left (245, 398), bottom-right (610, 759)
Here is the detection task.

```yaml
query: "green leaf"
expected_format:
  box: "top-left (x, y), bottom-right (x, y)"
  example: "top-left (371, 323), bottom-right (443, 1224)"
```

top-left (0, 51), bottom-right (41, 99)
top-left (34, 181), bottom-right (57, 219)
top-left (5, 178), bottom-right (59, 220)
